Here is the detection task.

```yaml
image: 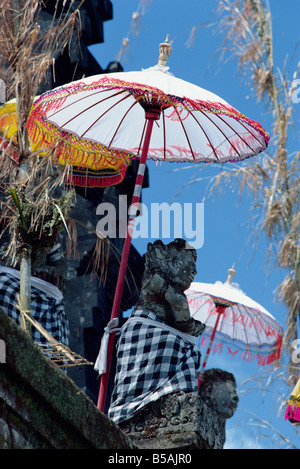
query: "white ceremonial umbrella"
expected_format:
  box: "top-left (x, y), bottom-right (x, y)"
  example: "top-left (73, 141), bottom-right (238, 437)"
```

top-left (185, 266), bottom-right (284, 388)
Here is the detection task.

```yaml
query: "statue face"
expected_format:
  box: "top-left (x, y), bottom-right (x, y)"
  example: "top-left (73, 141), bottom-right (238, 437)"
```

top-left (209, 380), bottom-right (239, 420)
top-left (170, 250), bottom-right (197, 290)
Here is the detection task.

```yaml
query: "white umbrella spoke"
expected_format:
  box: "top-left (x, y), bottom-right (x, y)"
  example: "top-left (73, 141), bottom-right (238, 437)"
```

top-left (47, 88), bottom-right (126, 120)
top-left (127, 118), bottom-right (148, 158)
top-left (172, 106), bottom-right (196, 161)
top-left (80, 93), bottom-right (134, 139)
top-left (217, 112), bottom-right (263, 149)
top-left (212, 112), bottom-right (257, 156)
top-left (198, 108), bottom-right (242, 160)
top-left (108, 100), bottom-right (141, 148)
top-left (234, 304), bottom-right (252, 359)
top-left (47, 90), bottom-right (133, 141)
top-left (187, 110), bottom-right (220, 161)
top-left (193, 109), bottom-right (259, 161)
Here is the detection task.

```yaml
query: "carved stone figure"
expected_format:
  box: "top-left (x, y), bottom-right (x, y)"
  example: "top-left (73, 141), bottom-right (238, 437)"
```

top-left (134, 238), bottom-right (205, 335)
top-left (198, 368), bottom-right (239, 422)
top-left (118, 368), bottom-right (239, 449)
top-left (108, 239), bottom-right (205, 425)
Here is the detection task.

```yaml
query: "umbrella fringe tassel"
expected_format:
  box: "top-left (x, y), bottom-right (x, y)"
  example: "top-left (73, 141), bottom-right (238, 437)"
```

top-left (65, 170), bottom-right (127, 188)
top-left (285, 379), bottom-right (300, 423)
top-left (199, 333), bottom-right (282, 365)
top-left (26, 120), bottom-right (130, 166)
top-left (285, 398), bottom-right (300, 423)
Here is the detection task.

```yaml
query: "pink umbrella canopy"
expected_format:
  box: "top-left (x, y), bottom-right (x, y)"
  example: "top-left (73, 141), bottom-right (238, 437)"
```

top-left (185, 268), bottom-right (283, 382)
top-left (26, 36), bottom-right (270, 411)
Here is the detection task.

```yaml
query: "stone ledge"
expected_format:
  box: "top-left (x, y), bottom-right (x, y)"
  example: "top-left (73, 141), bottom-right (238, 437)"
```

top-left (0, 308), bottom-right (136, 449)
top-left (119, 392), bottom-right (226, 449)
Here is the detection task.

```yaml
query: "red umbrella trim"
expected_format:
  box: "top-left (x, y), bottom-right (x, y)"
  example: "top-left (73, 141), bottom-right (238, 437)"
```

top-left (27, 76), bottom-right (270, 155)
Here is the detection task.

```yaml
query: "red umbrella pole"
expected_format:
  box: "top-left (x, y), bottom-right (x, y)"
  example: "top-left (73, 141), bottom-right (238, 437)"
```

top-left (198, 303), bottom-right (226, 390)
top-left (97, 110), bottom-right (160, 412)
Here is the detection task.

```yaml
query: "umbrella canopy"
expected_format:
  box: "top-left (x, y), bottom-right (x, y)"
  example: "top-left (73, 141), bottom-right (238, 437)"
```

top-left (27, 69), bottom-right (269, 166)
top-left (0, 100), bottom-right (129, 188)
top-left (186, 277), bottom-right (283, 368)
top-left (26, 36), bottom-right (270, 412)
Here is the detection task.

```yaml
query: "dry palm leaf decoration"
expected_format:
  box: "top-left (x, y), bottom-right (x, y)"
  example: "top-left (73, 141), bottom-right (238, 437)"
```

top-left (7, 183), bottom-right (74, 267)
top-left (19, 306), bottom-right (93, 368)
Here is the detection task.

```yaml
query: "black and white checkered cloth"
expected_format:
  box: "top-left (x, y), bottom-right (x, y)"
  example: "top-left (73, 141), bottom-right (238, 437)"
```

top-left (108, 309), bottom-right (201, 425)
top-left (0, 266), bottom-right (69, 346)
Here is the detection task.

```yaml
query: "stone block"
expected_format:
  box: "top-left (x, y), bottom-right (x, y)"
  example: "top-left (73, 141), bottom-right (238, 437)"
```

top-left (119, 391), bottom-right (226, 449)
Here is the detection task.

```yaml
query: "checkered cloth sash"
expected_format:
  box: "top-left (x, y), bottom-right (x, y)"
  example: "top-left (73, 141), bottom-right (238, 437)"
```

top-left (0, 267), bottom-right (69, 346)
top-left (108, 309), bottom-right (201, 424)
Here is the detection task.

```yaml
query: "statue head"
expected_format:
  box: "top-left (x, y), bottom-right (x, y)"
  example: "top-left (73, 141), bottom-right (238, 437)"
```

top-left (135, 238), bottom-right (204, 335)
top-left (199, 368), bottom-right (239, 421)
top-left (144, 238), bottom-right (197, 291)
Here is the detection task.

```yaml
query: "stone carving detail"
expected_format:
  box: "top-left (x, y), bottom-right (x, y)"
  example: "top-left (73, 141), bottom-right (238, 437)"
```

top-left (0, 418), bottom-right (33, 449)
top-left (108, 239), bottom-right (205, 425)
top-left (119, 369), bottom-right (239, 449)
top-left (119, 392), bottom-right (196, 440)
top-left (110, 238), bottom-right (238, 449)
top-left (198, 368), bottom-right (239, 422)
top-left (134, 238), bottom-right (205, 335)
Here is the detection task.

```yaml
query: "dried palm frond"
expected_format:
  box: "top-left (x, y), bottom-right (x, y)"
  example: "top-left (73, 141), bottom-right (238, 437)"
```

top-left (20, 308), bottom-right (93, 368)
top-left (65, 217), bottom-right (80, 261)
top-left (131, 12), bottom-right (142, 37)
top-left (2, 182), bottom-right (75, 267)
top-left (189, 0), bottom-right (300, 374)
top-left (185, 24), bottom-right (207, 49)
top-left (115, 0), bottom-right (153, 63)
top-left (137, 0), bottom-right (153, 16)
top-left (115, 37), bottom-right (131, 64)
top-left (236, 365), bottom-right (299, 448)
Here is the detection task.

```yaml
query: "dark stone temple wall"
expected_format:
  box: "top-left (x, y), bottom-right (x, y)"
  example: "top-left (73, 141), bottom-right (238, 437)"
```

top-left (39, 0), bottom-right (122, 91)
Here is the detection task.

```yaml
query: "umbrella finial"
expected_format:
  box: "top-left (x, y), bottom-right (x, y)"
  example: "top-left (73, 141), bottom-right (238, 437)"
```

top-left (158, 34), bottom-right (172, 66)
top-left (226, 263), bottom-right (236, 284)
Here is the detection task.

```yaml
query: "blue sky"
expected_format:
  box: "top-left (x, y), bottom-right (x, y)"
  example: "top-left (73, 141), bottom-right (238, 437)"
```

top-left (89, 1), bottom-right (300, 448)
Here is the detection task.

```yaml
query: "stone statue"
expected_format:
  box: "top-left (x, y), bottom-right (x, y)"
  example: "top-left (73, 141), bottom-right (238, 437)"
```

top-left (118, 368), bottom-right (239, 449)
top-left (108, 239), bottom-right (239, 449)
top-left (134, 238), bottom-right (205, 335)
top-left (108, 239), bottom-right (205, 425)
top-left (198, 368), bottom-right (239, 422)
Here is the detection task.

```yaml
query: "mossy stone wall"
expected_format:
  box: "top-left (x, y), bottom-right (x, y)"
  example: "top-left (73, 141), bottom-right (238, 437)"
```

top-left (0, 309), bottom-right (135, 449)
